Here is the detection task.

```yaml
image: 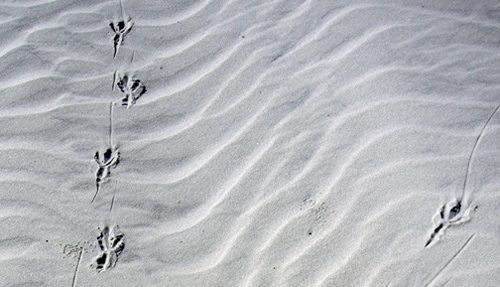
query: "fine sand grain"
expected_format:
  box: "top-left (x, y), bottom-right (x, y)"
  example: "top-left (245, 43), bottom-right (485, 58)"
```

top-left (1, 0), bottom-right (500, 286)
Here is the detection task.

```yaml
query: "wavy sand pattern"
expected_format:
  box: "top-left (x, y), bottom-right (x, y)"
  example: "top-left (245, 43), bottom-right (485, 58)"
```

top-left (1, 0), bottom-right (500, 286)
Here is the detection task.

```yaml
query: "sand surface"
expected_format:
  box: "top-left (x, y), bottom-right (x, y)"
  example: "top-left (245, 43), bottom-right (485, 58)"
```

top-left (1, 0), bottom-right (500, 286)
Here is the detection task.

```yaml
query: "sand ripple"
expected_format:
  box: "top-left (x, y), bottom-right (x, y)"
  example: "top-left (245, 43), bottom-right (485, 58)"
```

top-left (2, 1), bottom-right (500, 286)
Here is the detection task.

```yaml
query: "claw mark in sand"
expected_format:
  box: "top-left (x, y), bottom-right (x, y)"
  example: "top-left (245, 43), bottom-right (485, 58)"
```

top-left (426, 103), bottom-right (500, 247)
top-left (92, 225), bottom-right (125, 273)
top-left (109, 0), bottom-right (133, 58)
top-left (117, 73), bottom-right (146, 109)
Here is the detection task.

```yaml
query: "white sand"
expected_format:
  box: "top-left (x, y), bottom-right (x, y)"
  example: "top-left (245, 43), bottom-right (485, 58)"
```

top-left (1, 0), bottom-right (500, 286)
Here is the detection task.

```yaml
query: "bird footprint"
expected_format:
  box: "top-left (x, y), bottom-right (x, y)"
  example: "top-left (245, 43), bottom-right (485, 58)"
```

top-left (92, 147), bottom-right (120, 203)
top-left (110, 18), bottom-right (134, 58)
top-left (92, 225), bottom-right (125, 273)
top-left (117, 73), bottom-right (146, 109)
top-left (425, 199), bottom-right (473, 247)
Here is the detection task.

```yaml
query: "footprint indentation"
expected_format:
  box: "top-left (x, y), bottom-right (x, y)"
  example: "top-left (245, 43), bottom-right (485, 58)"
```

top-left (93, 225), bottom-right (125, 273)
top-left (110, 18), bottom-right (134, 58)
top-left (425, 199), bottom-right (473, 247)
top-left (117, 73), bottom-right (146, 109)
top-left (93, 147), bottom-right (120, 203)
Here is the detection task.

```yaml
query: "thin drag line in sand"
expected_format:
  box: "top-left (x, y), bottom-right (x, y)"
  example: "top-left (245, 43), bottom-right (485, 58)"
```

top-left (441, 277), bottom-right (452, 287)
top-left (112, 70), bottom-right (117, 91)
top-left (109, 101), bottom-right (115, 148)
top-left (91, 191), bottom-right (98, 204)
top-left (424, 233), bottom-right (475, 287)
top-left (119, 0), bottom-right (125, 20)
top-left (110, 180), bottom-right (117, 213)
top-left (110, 194), bottom-right (115, 213)
top-left (461, 104), bottom-right (500, 205)
top-left (71, 247), bottom-right (84, 287)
